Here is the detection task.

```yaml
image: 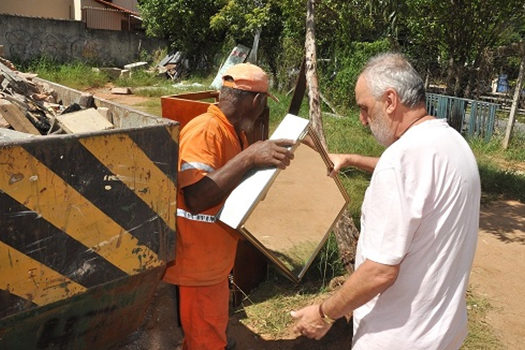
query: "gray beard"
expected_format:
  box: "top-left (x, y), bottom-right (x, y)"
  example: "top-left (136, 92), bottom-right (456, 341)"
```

top-left (369, 111), bottom-right (395, 147)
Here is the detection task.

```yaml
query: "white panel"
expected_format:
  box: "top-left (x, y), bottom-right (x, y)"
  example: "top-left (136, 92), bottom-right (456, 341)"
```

top-left (218, 114), bottom-right (309, 228)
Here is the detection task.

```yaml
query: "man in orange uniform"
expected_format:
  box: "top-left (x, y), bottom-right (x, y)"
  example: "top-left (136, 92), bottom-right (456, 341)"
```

top-left (163, 63), bottom-right (294, 350)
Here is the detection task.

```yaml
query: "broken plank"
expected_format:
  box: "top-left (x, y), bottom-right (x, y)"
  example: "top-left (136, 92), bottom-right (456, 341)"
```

top-left (0, 61), bottom-right (38, 95)
top-left (56, 108), bottom-right (114, 134)
top-left (0, 99), bottom-right (40, 135)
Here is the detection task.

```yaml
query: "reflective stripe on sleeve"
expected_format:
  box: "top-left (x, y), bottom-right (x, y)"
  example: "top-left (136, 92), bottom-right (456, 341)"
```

top-left (177, 208), bottom-right (216, 223)
top-left (180, 161), bottom-right (215, 173)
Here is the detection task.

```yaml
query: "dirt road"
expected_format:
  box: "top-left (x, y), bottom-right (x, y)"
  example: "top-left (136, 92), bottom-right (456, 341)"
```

top-left (470, 199), bottom-right (525, 349)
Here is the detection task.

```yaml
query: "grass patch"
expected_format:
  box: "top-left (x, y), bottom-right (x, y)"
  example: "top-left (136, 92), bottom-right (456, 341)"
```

top-left (477, 161), bottom-right (525, 203)
top-left (237, 273), bottom-right (329, 339)
top-left (239, 278), bottom-right (504, 346)
top-left (461, 290), bottom-right (503, 349)
top-left (22, 57), bottom-right (109, 90)
top-left (134, 86), bottom-right (179, 98)
top-left (468, 135), bottom-right (525, 203)
top-left (115, 69), bottom-right (163, 88)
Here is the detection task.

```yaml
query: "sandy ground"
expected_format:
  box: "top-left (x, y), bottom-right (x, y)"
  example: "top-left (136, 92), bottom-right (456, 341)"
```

top-left (470, 199), bottom-right (525, 349)
top-left (119, 199), bottom-right (524, 350)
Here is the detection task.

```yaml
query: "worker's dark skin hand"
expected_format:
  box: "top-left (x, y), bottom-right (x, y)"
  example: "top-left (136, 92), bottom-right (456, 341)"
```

top-left (244, 139), bottom-right (295, 169)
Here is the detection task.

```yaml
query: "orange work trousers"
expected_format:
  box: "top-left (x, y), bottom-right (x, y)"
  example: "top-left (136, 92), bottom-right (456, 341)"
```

top-left (179, 278), bottom-right (229, 350)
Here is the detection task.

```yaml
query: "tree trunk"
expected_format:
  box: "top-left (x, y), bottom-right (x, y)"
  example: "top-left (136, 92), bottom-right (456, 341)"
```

top-left (503, 49), bottom-right (525, 149)
top-left (305, 0), bottom-right (358, 274)
top-left (332, 211), bottom-right (360, 273)
top-left (305, 0), bottom-right (327, 149)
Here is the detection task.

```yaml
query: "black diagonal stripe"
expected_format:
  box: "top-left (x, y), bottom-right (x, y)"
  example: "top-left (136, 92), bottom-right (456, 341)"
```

top-left (0, 288), bottom-right (38, 319)
top-left (22, 135), bottom-right (171, 255)
top-left (127, 125), bottom-right (178, 184)
top-left (0, 193), bottom-right (127, 288)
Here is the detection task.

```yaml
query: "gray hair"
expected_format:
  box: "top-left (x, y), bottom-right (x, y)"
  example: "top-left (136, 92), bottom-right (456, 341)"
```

top-left (361, 52), bottom-right (425, 107)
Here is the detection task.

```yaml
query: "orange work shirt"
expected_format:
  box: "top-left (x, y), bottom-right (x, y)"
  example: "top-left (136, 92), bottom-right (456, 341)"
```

top-left (163, 104), bottom-right (247, 286)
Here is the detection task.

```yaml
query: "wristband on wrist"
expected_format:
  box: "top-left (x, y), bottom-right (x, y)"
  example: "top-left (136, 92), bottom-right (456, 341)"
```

top-left (319, 303), bottom-right (336, 325)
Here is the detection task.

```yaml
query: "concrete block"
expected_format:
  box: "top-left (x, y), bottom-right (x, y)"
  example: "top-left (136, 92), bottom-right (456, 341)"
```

top-left (100, 67), bottom-right (123, 80)
top-left (57, 108), bottom-right (114, 134)
top-left (111, 87), bottom-right (132, 95)
top-left (78, 92), bottom-right (95, 109)
top-left (96, 107), bottom-right (113, 123)
top-left (120, 69), bottom-right (131, 79)
top-left (124, 62), bottom-right (148, 70)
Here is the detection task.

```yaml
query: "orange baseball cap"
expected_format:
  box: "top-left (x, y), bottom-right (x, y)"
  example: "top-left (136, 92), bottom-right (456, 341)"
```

top-left (222, 63), bottom-right (278, 102)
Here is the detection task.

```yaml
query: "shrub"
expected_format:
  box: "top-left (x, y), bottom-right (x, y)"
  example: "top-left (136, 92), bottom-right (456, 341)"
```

top-left (320, 39), bottom-right (391, 109)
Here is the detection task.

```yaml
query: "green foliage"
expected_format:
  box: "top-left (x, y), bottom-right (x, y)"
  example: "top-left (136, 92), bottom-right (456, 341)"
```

top-left (138, 0), bottom-right (225, 70)
top-left (210, 0), bottom-right (273, 38)
top-left (467, 135), bottom-right (525, 203)
top-left (211, 0), bottom-right (294, 87)
top-left (22, 57), bottom-right (109, 90)
top-left (477, 161), bottom-right (525, 203)
top-left (462, 290), bottom-right (503, 349)
top-left (321, 40), bottom-right (392, 109)
top-left (503, 134), bottom-right (525, 162)
top-left (115, 69), bottom-right (160, 87)
top-left (399, 0), bottom-right (525, 96)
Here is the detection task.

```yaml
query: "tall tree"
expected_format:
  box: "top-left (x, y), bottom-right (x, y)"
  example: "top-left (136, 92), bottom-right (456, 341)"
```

top-left (305, 0), bottom-right (326, 149)
top-left (138, 0), bottom-right (225, 69)
top-left (210, 0), bottom-right (284, 78)
top-left (401, 0), bottom-right (525, 97)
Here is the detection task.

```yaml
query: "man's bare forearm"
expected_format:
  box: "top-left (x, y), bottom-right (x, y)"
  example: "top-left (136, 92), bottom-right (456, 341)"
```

top-left (321, 259), bottom-right (399, 320)
top-left (329, 153), bottom-right (378, 175)
top-left (183, 139), bottom-right (294, 213)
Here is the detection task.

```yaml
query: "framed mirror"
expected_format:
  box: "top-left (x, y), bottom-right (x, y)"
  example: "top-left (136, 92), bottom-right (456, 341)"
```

top-left (219, 114), bottom-right (350, 282)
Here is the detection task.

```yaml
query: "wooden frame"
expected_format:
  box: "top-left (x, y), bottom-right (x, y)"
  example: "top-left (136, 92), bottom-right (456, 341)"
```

top-left (219, 114), bottom-right (350, 282)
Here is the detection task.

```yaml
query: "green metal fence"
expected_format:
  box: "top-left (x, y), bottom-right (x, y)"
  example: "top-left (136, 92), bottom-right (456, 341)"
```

top-left (426, 93), bottom-right (499, 142)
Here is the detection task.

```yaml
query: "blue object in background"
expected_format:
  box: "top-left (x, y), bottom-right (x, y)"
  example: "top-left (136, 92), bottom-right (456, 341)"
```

top-left (497, 74), bottom-right (509, 93)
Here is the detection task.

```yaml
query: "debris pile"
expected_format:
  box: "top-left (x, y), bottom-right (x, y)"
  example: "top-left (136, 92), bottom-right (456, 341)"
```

top-left (0, 59), bottom-right (113, 136)
top-left (155, 51), bottom-right (188, 80)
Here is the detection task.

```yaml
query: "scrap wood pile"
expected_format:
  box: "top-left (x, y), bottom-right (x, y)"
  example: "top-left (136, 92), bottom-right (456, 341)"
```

top-left (155, 51), bottom-right (188, 80)
top-left (0, 58), bottom-right (114, 137)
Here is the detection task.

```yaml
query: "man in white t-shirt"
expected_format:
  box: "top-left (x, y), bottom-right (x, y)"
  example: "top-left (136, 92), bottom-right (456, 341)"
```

top-left (291, 52), bottom-right (480, 349)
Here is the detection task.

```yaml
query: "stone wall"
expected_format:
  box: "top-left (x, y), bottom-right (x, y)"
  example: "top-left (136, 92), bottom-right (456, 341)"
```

top-left (0, 14), bottom-right (166, 66)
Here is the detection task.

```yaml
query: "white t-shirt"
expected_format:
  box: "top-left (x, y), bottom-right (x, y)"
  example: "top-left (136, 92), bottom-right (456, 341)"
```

top-left (353, 119), bottom-right (480, 350)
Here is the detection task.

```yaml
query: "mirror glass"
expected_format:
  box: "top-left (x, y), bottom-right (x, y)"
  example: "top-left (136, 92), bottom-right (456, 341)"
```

top-left (241, 134), bottom-right (349, 281)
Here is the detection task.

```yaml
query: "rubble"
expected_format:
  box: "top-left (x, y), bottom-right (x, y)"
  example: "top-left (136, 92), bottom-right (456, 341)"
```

top-left (0, 58), bottom-right (110, 136)
top-left (111, 87), bottom-right (132, 95)
top-left (0, 99), bottom-right (41, 134)
top-left (124, 61), bottom-right (148, 71)
top-left (78, 92), bottom-right (96, 109)
top-left (56, 108), bottom-right (114, 133)
top-left (155, 51), bottom-right (188, 81)
top-left (120, 69), bottom-right (131, 79)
